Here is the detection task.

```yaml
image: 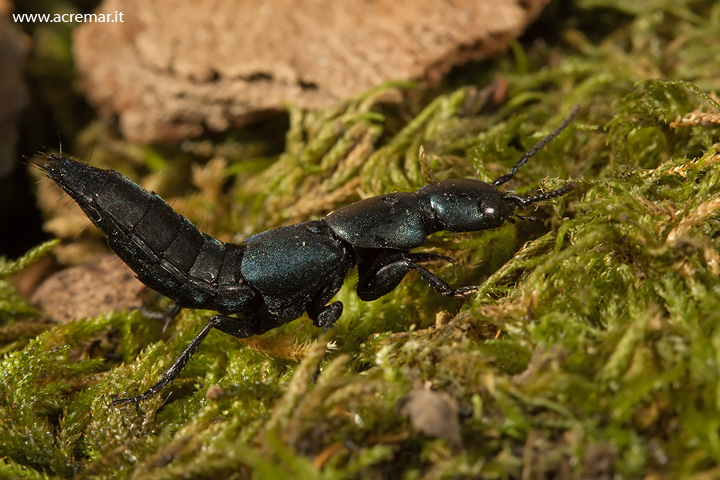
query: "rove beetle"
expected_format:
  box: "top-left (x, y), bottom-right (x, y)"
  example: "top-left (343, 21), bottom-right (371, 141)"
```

top-left (39, 106), bottom-right (579, 404)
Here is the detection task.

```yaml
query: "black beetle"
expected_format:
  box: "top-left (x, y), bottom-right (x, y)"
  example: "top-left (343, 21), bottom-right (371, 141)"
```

top-left (39, 107), bottom-right (579, 404)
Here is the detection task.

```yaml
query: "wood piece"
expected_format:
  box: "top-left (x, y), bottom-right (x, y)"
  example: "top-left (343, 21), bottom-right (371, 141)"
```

top-left (74, 0), bottom-right (550, 143)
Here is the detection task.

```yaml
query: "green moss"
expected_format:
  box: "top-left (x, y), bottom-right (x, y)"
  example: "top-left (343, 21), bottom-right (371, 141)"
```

top-left (6, 1), bottom-right (720, 478)
top-left (0, 240), bottom-right (58, 338)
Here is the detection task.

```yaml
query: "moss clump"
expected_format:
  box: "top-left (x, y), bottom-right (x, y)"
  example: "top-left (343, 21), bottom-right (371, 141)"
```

top-left (5, 1), bottom-right (720, 478)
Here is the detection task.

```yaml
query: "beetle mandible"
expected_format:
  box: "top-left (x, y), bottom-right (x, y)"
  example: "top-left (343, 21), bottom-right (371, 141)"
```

top-left (39, 106), bottom-right (579, 404)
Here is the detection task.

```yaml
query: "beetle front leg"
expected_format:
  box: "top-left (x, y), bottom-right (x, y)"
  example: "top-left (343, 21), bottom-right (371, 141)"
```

top-left (357, 251), bottom-right (475, 301)
top-left (409, 262), bottom-right (479, 297)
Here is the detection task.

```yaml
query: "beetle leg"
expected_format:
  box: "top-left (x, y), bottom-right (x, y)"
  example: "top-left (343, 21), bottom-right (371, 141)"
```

top-left (306, 273), bottom-right (347, 331)
top-left (357, 251), bottom-right (410, 301)
top-left (409, 263), bottom-right (479, 297)
top-left (407, 252), bottom-right (455, 264)
top-left (133, 303), bottom-right (181, 333)
top-left (309, 301), bottom-right (343, 332)
top-left (134, 302), bottom-right (181, 321)
top-left (357, 251), bottom-right (471, 301)
top-left (111, 312), bottom-right (273, 405)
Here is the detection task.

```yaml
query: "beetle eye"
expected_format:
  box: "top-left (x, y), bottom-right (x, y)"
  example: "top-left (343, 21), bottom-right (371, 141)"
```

top-left (480, 199), bottom-right (498, 218)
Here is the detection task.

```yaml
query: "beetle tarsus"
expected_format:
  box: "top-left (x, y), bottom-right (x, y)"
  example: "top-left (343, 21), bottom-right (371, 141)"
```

top-left (447, 285), bottom-right (480, 297)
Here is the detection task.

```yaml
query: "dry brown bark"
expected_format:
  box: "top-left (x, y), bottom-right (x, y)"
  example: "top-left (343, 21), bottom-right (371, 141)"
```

top-left (74, 0), bottom-right (550, 143)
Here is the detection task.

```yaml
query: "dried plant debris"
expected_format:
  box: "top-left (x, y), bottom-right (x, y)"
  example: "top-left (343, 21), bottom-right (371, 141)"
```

top-left (670, 109), bottom-right (720, 128)
top-left (73, 0), bottom-right (549, 143)
top-left (397, 389), bottom-right (463, 449)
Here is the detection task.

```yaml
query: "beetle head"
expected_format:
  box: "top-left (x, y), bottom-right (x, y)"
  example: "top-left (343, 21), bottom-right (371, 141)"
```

top-left (421, 178), bottom-right (513, 232)
top-left (421, 106), bottom-right (580, 233)
top-left (422, 178), bottom-right (576, 233)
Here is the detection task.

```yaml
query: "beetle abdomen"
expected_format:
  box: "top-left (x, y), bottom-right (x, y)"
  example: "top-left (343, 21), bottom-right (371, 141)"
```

top-left (40, 154), bottom-right (255, 313)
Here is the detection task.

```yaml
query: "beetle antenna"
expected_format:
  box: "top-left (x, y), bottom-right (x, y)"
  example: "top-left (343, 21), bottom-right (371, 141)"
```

top-left (504, 182), bottom-right (578, 208)
top-left (492, 105), bottom-right (580, 188)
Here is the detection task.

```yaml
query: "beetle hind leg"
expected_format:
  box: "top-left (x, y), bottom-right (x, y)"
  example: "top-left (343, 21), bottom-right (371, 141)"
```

top-left (133, 302), bottom-right (181, 334)
top-left (111, 312), bottom-right (277, 405)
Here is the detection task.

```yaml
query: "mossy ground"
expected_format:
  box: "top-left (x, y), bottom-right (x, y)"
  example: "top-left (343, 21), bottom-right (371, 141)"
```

top-left (4, 1), bottom-right (720, 478)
